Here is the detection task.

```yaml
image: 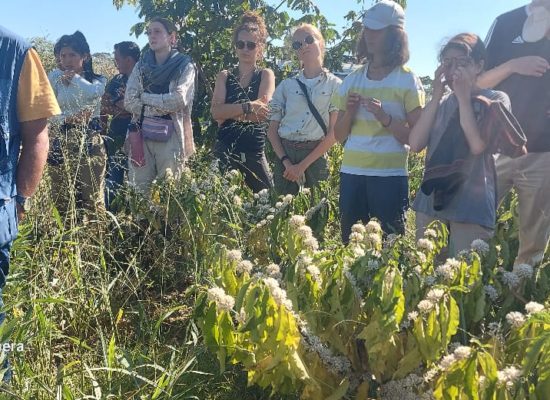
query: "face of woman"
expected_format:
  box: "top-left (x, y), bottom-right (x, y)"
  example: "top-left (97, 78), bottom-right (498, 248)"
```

top-left (440, 47), bottom-right (481, 89)
top-left (59, 47), bottom-right (85, 73)
top-left (235, 30), bottom-right (262, 64)
top-left (362, 27), bottom-right (386, 56)
top-left (147, 22), bottom-right (175, 52)
top-left (292, 29), bottom-right (323, 67)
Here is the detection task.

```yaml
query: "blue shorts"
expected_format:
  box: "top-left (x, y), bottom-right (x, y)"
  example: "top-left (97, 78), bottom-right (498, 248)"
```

top-left (339, 173), bottom-right (408, 243)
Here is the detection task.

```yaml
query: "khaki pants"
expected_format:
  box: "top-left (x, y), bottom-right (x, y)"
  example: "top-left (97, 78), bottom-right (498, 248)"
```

top-left (496, 152), bottom-right (550, 266)
top-left (415, 211), bottom-right (493, 257)
top-left (273, 139), bottom-right (328, 195)
top-left (128, 131), bottom-right (184, 196)
top-left (49, 127), bottom-right (106, 214)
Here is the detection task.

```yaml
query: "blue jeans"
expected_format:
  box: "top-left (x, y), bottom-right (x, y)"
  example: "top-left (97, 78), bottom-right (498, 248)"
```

top-left (339, 173), bottom-right (409, 243)
top-left (105, 151), bottom-right (127, 210)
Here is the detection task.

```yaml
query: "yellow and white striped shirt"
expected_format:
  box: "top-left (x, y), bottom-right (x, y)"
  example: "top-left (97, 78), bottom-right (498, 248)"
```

top-left (332, 64), bottom-right (425, 176)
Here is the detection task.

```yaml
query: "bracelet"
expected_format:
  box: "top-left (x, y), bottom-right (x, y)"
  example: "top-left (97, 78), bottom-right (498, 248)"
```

top-left (242, 102), bottom-right (252, 115)
top-left (280, 155), bottom-right (290, 163)
top-left (381, 114), bottom-right (392, 128)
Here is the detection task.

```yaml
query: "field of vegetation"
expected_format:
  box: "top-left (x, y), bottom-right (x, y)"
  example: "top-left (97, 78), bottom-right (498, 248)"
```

top-left (1, 143), bottom-right (549, 399)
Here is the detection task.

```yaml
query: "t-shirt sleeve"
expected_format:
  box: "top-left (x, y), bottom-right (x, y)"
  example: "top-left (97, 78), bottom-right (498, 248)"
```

top-left (268, 80), bottom-right (287, 122)
top-left (403, 74), bottom-right (425, 113)
top-left (17, 49), bottom-right (61, 122)
top-left (332, 79), bottom-right (348, 112)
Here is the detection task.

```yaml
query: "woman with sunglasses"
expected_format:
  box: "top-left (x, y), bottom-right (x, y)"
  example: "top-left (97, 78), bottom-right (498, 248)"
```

top-left (211, 11), bottom-right (275, 192)
top-left (334, 0), bottom-right (424, 242)
top-left (125, 17), bottom-right (196, 196)
top-left (409, 33), bottom-right (511, 255)
top-left (267, 23), bottom-right (341, 195)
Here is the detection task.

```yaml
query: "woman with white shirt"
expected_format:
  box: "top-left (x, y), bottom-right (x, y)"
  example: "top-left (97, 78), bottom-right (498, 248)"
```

top-left (267, 23), bottom-right (341, 195)
top-left (48, 31), bottom-right (107, 214)
top-left (124, 17), bottom-right (196, 196)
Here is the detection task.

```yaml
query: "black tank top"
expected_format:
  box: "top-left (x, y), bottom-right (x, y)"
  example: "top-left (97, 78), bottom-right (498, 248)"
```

top-left (217, 68), bottom-right (266, 153)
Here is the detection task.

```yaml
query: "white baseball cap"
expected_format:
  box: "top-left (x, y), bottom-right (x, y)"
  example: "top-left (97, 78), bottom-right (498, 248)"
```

top-left (362, 0), bottom-right (405, 30)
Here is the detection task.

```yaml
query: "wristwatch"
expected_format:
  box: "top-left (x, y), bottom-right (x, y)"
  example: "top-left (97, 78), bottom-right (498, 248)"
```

top-left (15, 194), bottom-right (31, 212)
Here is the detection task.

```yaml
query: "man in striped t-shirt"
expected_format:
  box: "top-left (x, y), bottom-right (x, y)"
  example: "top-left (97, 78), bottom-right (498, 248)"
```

top-left (334, 0), bottom-right (424, 242)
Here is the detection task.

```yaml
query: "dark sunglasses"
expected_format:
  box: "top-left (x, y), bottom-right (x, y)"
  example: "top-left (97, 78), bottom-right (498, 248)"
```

top-left (292, 35), bottom-right (315, 51)
top-left (236, 40), bottom-right (257, 50)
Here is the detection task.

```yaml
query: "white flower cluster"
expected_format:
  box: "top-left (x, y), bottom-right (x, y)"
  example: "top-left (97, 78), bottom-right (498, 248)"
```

top-left (525, 301), bottom-right (544, 315)
top-left (304, 197), bottom-right (328, 220)
top-left (484, 285), bottom-right (499, 301)
top-left (235, 307), bottom-right (247, 324)
top-left (379, 374), bottom-right (432, 400)
top-left (365, 233), bottom-right (382, 249)
top-left (506, 311), bottom-right (526, 328)
top-left (424, 229), bottom-right (437, 239)
top-left (497, 366), bottom-right (522, 389)
top-left (207, 287), bottom-right (235, 312)
top-left (426, 288), bottom-right (446, 303)
top-left (417, 299), bottom-right (435, 314)
top-left (501, 271), bottom-right (520, 289)
top-left (439, 345), bottom-right (475, 372)
top-left (513, 263), bottom-right (534, 280)
top-left (226, 249), bottom-right (242, 263)
top-left (435, 258), bottom-right (460, 282)
top-left (351, 223), bottom-right (366, 235)
top-left (227, 169), bottom-right (241, 179)
top-left (263, 277), bottom-right (293, 310)
top-left (236, 260), bottom-right (253, 275)
top-left (253, 188), bottom-right (270, 202)
top-left (232, 195), bottom-right (243, 207)
top-left (417, 238), bottom-right (435, 253)
top-left (265, 263), bottom-right (282, 280)
top-left (289, 215), bottom-right (306, 229)
top-left (384, 233), bottom-right (399, 248)
top-left (365, 220), bottom-right (382, 235)
top-left (471, 239), bottom-right (490, 255)
top-left (299, 324), bottom-right (351, 376)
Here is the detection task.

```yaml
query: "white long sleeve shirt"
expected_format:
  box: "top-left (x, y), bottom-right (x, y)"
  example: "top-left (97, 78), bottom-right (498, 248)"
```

top-left (48, 69), bottom-right (106, 123)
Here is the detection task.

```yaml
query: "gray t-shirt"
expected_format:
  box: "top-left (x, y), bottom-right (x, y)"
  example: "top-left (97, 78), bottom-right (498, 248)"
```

top-left (412, 89), bottom-right (511, 229)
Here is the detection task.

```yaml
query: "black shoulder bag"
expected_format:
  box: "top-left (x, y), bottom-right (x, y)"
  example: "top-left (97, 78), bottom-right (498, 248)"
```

top-left (295, 79), bottom-right (328, 135)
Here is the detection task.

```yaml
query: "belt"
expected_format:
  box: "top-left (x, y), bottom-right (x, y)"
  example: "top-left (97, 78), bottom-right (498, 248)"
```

top-left (281, 138), bottom-right (322, 149)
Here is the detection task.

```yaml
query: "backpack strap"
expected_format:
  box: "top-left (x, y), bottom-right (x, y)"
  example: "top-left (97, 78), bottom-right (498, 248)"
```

top-left (295, 78), bottom-right (328, 135)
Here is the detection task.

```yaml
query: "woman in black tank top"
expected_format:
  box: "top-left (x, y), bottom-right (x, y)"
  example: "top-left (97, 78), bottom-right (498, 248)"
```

top-left (210, 11), bottom-right (275, 192)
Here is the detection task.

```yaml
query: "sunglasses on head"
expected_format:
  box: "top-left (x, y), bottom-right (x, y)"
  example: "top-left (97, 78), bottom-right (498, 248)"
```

top-left (236, 40), bottom-right (257, 50)
top-left (292, 35), bottom-right (315, 51)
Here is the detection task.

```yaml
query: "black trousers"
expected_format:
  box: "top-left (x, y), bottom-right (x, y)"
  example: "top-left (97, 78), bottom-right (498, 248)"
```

top-left (213, 140), bottom-right (273, 193)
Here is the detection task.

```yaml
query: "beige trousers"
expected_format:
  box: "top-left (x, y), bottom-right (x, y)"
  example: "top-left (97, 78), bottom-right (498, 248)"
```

top-left (415, 212), bottom-right (494, 257)
top-left (128, 130), bottom-right (184, 196)
top-left (496, 152), bottom-right (550, 266)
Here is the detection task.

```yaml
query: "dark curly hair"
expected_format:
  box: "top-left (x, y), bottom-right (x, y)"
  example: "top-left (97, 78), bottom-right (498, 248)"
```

top-left (232, 11), bottom-right (268, 50)
top-left (356, 26), bottom-right (410, 68)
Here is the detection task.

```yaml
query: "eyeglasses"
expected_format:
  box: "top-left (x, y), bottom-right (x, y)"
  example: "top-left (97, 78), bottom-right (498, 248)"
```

top-left (441, 56), bottom-right (474, 69)
top-left (236, 40), bottom-right (257, 50)
top-left (292, 35), bottom-right (315, 51)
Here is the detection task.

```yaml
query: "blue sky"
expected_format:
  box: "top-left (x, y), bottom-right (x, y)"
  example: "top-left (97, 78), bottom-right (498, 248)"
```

top-left (3, 0), bottom-right (527, 77)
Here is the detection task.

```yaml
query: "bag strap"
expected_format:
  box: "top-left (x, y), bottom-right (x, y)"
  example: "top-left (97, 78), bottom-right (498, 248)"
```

top-left (295, 78), bottom-right (328, 135)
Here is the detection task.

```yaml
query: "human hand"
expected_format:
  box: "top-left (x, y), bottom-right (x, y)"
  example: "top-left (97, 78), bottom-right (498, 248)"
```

top-left (250, 98), bottom-right (270, 119)
top-left (61, 70), bottom-right (76, 86)
top-left (346, 92), bottom-right (361, 115)
top-left (510, 56), bottom-right (550, 77)
top-left (283, 162), bottom-right (305, 182)
top-left (432, 64), bottom-right (447, 100)
top-left (16, 204), bottom-right (26, 221)
top-left (452, 66), bottom-right (476, 101)
top-left (362, 96), bottom-right (389, 124)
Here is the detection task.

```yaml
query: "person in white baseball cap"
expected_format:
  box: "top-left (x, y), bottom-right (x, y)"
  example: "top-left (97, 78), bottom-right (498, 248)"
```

top-left (333, 0), bottom-right (425, 242)
top-left (361, 0), bottom-right (405, 30)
